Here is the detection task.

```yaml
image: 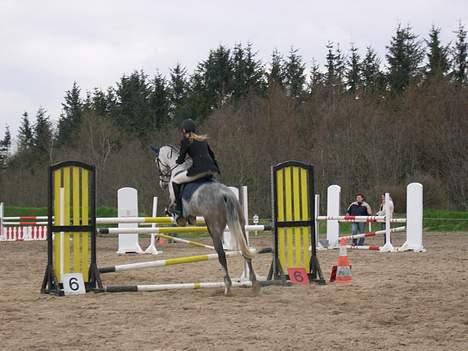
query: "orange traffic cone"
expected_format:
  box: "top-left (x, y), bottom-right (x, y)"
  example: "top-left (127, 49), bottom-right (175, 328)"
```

top-left (335, 238), bottom-right (352, 286)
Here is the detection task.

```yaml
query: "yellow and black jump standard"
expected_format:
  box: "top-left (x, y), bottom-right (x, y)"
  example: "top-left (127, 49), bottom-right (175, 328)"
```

top-left (268, 161), bottom-right (325, 285)
top-left (41, 161), bottom-right (102, 295)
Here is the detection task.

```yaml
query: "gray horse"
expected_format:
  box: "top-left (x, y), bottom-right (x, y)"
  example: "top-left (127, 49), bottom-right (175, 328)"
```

top-left (152, 145), bottom-right (259, 296)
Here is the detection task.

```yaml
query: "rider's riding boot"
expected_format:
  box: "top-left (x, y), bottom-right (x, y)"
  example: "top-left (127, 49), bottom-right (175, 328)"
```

top-left (171, 183), bottom-right (183, 217)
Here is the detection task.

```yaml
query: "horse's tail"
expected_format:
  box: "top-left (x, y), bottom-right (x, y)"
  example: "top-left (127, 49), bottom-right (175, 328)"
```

top-left (223, 191), bottom-right (254, 259)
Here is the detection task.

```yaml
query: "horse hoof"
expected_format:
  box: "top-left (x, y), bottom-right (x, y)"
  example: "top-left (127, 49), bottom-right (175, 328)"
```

top-left (252, 281), bottom-right (261, 295)
top-left (176, 216), bottom-right (187, 227)
top-left (187, 215), bottom-right (196, 225)
top-left (224, 287), bottom-right (232, 296)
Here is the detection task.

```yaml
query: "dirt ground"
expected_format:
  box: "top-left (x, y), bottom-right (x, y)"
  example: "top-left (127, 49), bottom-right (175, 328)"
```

top-left (0, 231), bottom-right (467, 351)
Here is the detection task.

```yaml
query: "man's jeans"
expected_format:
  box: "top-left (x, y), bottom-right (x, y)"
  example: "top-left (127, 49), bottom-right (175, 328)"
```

top-left (352, 222), bottom-right (365, 245)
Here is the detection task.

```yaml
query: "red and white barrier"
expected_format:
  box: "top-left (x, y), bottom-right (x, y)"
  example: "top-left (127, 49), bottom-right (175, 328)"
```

top-left (1, 225), bottom-right (48, 241)
top-left (317, 215), bottom-right (406, 223)
top-left (339, 226), bottom-right (406, 241)
top-left (0, 203), bottom-right (48, 242)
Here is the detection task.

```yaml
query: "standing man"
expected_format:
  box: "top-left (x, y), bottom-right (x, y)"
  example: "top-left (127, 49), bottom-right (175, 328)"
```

top-left (346, 193), bottom-right (372, 246)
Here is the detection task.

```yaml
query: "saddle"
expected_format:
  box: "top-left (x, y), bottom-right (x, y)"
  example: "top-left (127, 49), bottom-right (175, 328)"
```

top-left (180, 175), bottom-right (216, 202)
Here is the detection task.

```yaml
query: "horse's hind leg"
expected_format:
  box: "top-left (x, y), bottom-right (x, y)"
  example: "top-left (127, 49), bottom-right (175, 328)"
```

top-left (245, 257), bottom-right (261, 295)
top-left (209, 227), bottom-right (232, 296)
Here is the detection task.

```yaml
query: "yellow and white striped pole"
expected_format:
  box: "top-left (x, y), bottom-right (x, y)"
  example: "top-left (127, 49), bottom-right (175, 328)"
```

top-left (99, 247), bottom-right (272, 273)
top-left (104, 280), bottom-right (253, 293)
top-left (96, 216), bottom-right (205, 225)
top-left (98, 225), bottom-right (271, 235)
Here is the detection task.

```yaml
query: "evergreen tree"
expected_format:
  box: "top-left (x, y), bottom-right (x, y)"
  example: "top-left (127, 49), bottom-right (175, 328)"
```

top-left (346, 45), bottom-right (361, 93)
top-left (149, 72), bottom-right (170, 128)
top-left (184, 71), bottom-right (211, 121)
top-left (1, 126), bottom-right (11, 149)
top-left (425, 26), bottom-right (450, 78)
top-left (168, 64), bottom-right (189, 122)
top-left (451, 22), bottom-right (468, 85)
top-left (56, 82), bottom-right (83, 145)
top-left (361, 46), bottom-right (385, 93)
top-left (284, 47), bottom-right (306, 98)
top-left (232, 43), bottom-right (265, 99)
top-left (0, 126), bottom-right (11, 168)
top-left (268, 49), bottom-right (285, 87)
top-left (325, 42), bottom-right (345, 91)
top-left (115, 70), bottom-right (152, 136)
top-left (32, 107), bottom-right (53, 157)
top-left (334, 44), bottom-right (346, 90)
top-left (325, 42), bottom-right (336, 88)
top-left (17, 112), bottom-right (34, 152)
top-left (198, 45), bottom-right (233, 110)
top-left (386, 24), bottom-right (425, 93)
top-left (90, 88), bottom-right (111, 116)
top-left (308, 59), bottom-right (324, 94)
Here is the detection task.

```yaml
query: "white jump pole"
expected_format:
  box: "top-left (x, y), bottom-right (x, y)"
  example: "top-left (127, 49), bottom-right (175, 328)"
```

top-left (0, 202), bottom-right (4, 241)
top-left (380, 192), bottom-right (396, 252)
top-left (117, 187), bottom-right (143, 254)
top-left (144, 196), bottom-right (161, 255)
top-left (59, 188), bottom-right (65, 280)
top-left (239, 185), bottom-right (252, 282)
top-left (400, 183), bottom-right (425, 252)
top-left (326, 185), bottom-right (341, 248)
top-left (315, 194), bottom-right (326, 250)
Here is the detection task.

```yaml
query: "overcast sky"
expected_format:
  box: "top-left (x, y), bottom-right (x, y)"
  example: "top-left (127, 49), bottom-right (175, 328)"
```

top-left (1, 0), bottom-right (466, 142)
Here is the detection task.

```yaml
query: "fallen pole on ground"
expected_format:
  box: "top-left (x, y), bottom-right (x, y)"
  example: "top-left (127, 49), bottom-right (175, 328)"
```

top-left (101, 280), bottom-right (253, 293)
top-left (99, 247), bottom-right (272, 273)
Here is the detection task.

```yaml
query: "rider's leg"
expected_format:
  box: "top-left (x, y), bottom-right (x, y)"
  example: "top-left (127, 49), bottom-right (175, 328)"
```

top-left (170, 171), bottom-right (188, 216)
top-left (172, 182), bottom-right (183, 215)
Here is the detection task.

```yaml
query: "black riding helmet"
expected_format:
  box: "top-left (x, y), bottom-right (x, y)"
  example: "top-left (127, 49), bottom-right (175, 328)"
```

top-left (181, 119), bottom-right (196, 133)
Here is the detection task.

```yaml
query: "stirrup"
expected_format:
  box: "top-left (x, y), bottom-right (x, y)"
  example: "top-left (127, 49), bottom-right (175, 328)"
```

top-left (167, 203), bottom-right (181, 216)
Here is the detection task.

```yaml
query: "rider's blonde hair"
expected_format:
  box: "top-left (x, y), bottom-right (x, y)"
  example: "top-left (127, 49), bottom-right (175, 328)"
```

top-left (187, 132), bottom-right (208, 142)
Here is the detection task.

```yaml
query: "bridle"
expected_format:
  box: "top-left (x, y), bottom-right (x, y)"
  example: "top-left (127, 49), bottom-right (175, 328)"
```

top-left (155, 145), bottom-right (180, 185)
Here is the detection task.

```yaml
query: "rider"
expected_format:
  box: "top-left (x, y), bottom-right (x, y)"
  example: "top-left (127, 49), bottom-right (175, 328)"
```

top-left (170, 119), bottom-right (220, 219)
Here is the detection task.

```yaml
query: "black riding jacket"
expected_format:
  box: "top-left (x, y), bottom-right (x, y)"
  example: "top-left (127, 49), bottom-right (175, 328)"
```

top-left (176, 138), bottom-right (220, 177)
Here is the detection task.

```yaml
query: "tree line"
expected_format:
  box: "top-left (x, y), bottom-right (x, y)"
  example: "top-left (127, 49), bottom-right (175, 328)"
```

top-left (0, 23), bottom-right (467, 214)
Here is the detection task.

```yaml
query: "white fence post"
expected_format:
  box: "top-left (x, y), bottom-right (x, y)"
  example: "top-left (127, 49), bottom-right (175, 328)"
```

top-left (400, 183), bottom-right (425, 252)
top-left (117, 187), bottom-right (143, 254)
top-left (0, 202), bottom-right (4, 241)
top-left (326, 185), bottom-right (341, 248)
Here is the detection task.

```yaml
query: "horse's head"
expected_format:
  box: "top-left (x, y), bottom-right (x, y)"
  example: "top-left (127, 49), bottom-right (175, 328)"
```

top-left (151, 145), bottom-right (178, 190)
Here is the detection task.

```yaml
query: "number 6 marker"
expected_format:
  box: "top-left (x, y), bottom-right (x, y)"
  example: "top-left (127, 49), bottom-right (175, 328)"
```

top-left (287, 268), bottom-right (309, 285)
top-left (63, 273), bottom-right (86, 295)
